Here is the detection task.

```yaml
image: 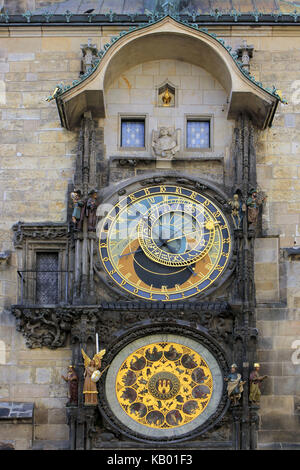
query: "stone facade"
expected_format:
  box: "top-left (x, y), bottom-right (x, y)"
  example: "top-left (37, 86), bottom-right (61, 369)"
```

top-left (0, 2), bottom-right (299, 450)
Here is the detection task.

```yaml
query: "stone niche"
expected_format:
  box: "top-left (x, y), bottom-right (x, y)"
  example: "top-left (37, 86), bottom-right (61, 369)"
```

top-left (101, 58), bottom-right (233, 180)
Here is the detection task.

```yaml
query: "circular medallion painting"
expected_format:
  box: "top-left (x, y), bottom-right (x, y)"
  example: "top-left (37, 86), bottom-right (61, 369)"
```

top-left (104, 334), bottom-right (224, 441)
top-left (116, 342), bottom-right (213, 429)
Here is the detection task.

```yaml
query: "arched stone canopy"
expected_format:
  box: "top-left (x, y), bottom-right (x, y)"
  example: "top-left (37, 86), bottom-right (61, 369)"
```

top-left (56, 16), bottom-right (279, 130)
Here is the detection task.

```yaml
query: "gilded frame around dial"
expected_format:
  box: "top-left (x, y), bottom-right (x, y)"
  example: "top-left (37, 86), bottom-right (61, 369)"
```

top-left (98, 181), bottom-right (233, 302)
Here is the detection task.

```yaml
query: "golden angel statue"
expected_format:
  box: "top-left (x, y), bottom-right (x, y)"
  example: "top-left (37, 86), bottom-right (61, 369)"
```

top-left (81, 348), bottom-right (106, 405)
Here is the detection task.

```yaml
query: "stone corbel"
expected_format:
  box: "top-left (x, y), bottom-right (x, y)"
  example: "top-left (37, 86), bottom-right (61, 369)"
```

top-left (233, 326), bottom-right (258, 342)
top-left (284, 245), bottom-right (300, 261)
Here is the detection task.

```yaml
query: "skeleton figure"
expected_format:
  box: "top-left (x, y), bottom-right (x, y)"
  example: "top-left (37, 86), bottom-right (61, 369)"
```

top-left (229, 193), bottom-right (246, 229)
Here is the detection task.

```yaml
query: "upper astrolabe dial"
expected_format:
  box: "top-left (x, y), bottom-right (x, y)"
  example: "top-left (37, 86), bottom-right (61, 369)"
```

top-left (138, 198), bottom-right (216, 267)
top-left (99, 185), bottom-right (232, 302)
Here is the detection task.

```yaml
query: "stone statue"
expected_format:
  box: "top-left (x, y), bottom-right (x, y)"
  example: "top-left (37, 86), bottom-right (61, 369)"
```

top-left (80, 39), bottom-right (98, 75)
top-left (229, 193), bottom-right (246, 229)
top-left (81, 349), bottom-right (106, 405)
top-left (152, 127), bottom-right (180, 159)
top-left (246, 189), bottom-right (266, 228)
top-left (249, 363), bottom-right (268, 404)
top-left (61, 365), bottom-right (79, 406)
top-left (71, 189), bottom-right (84, 231)
top-left (224, 364), bottom-right (246, 406)
top-left (85, 189), bottom-right (98, 231)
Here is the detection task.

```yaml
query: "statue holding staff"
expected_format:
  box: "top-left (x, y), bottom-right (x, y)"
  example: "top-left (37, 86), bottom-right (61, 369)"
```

top-left (81, 348), bottom-right (106, 405)
top-left (85, 189), bottom-right (98, 231)
top-left (61, 365), bottom-right (79, 406)
top-left (246, 189), bottom-right (266, 228)
top-left (249, 363), bottom-right (268, 404)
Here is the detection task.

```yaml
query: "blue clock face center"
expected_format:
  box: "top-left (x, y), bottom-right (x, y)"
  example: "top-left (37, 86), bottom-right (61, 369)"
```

top-left (152, 217), bottom-right (188, 255)
top-left (138, 203), bottom-right (214, 267)
top-left (164, 237), bottom-right (187, 254)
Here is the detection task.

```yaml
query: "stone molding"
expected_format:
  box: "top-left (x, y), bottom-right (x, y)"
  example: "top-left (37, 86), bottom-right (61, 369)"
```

top-left (11, 301), bottom-right (233, 350)
top-left (12, 222), bottom-right (70, 249)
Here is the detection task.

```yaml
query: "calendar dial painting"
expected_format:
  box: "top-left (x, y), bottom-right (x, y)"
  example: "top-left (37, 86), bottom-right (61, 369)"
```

top-left (99, 185), bottom-right (231, 301)
top-left (103, 334), bottom-right (225, 441)
top-left (116, 342), bottom-right (213, 429)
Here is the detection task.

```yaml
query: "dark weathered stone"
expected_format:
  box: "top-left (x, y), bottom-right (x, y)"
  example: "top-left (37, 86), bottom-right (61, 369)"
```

top-left (0, 402), bottom-right (34, 420)
top-left (0, 408), bottom-right (10, 418)
top-left (0, 442), bottom-right (15, 450)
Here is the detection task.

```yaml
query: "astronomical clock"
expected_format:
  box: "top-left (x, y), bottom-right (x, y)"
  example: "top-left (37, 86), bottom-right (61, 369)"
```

top-left (94, 178), bottom-right (236, 445)
top-left (99, 184), bottom-right (232, 302)
top-left (11, 13), bottom-right (271, 450)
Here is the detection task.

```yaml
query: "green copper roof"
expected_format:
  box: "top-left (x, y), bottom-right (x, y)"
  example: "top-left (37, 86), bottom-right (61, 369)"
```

top-left (47, 14), bottom-right (286, 104)
top-left (5, 0), bottom-right (300, 15)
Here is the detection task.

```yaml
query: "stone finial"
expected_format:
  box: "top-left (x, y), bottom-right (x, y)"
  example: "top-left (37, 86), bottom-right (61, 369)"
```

top-left (236, 40), bottom-right (254, 72)
top-left (80, 39), bottom-right (98, 76)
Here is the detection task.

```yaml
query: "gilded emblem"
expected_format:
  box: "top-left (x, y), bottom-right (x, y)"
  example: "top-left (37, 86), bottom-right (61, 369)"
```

top-left (148, 372), bottom-right (180, 400)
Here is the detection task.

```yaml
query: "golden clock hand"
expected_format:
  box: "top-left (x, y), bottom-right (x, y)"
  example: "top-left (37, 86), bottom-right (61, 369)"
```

top-left (163, 240), bottom-right (197, 276)
top-left (119, 248), bottom-right (142, 258)
top-left (166, 222), bottom-right (218, 243)
top-left (167, 229), bottom-right (201, 243)
top-left (120, 239), bottom-right (165, 258)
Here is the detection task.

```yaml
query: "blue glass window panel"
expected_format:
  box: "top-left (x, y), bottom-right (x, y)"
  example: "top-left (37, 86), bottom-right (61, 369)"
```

top-left (187, 121), bottom-right (210, 148)
top-left (121, 120), bottom-right (145, 148)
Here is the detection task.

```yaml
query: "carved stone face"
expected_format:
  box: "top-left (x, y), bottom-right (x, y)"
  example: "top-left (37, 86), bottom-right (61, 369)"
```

top-left (159, 127), bottom-right (169, 137)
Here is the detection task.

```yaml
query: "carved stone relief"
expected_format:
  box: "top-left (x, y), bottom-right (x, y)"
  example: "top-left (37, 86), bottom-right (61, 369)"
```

top-left (151, 127), bottom-right (181, 159)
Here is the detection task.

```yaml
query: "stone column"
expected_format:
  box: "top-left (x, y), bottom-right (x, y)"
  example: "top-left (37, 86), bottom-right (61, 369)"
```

top-left (73, 113), bottom-right (98, 304)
